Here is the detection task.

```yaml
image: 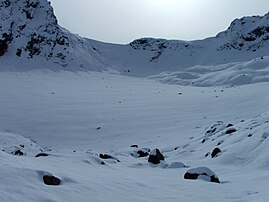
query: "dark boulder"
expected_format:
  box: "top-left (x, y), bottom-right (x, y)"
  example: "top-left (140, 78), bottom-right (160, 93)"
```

top-left (14, 149), bottom-right (24, 156)
top-left (99, 153), bottom-right (120, 162)
top-left (226, 127), bottom-right (237, 134)
top-left (99, 154), bottom-right (113, 159)
top-left (206, 127), bottom-right (217, 134)
top-left (227, 123), bottom-right (233, 128)
top-left (137, 150), bottom-right (149, 157)
top-left (131, 148), bottom-right (150, 158)
top-left (211, 147), bottom-right (221, 158)
top-left (130, 144), bottom-right (138, 148)
top-left (43, 175), bottom-right (61, 186)
top-left (35, 153), bottom-right (49, 158)
top-left (205, 152), bottom-right (210, 157)
top-left (210, 175), bottom-right (220, 183)
top-left (148, 149), bottom-right (164, 164)
top-left (184, 172), bottom-right (199, 180)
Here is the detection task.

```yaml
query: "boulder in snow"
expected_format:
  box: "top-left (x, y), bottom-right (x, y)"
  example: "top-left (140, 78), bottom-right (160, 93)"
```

top-left (211, 147), bottom-right (221, 158)
top-left (14, 149), bottom-right (24, 156)
top-left (225, 127), bottom-right (237, 134)
top-left (35, 153), bottom-right (49, 158)
top-left (136, 150), bottom-right (149, 157)
top-left (131, 148), bottom-right (150, 158)
top-left (130, 144), bottom-right (138, 148)
top-left (99, 153), bottom-right (120, 162)
top-left (184, 167), bottom-right (220, 183)
top-left (148, 149), bottom-right (164, 164)
top-left (227, 123), bottom-right (234, 128)
top-left (43, 175), bottom-right (61, 186)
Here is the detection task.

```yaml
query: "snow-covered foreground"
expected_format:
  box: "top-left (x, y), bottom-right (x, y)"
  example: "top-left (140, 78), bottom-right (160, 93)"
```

top-left (0, 70), bottom-right (269, 201)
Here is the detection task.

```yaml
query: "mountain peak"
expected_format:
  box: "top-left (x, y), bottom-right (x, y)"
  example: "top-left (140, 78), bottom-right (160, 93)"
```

top-left (216, 12), bottom-right (269, 51)
top-left (0, 0), bottom-right (62, 57)
top-left (0, 0), bottom-right (106, 71)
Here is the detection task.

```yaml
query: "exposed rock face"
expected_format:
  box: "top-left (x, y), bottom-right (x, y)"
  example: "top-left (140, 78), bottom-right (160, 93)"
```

top-left (0, 32), bottom-right (12, 56)
top-left (0, 0), bottom-right (66, 59)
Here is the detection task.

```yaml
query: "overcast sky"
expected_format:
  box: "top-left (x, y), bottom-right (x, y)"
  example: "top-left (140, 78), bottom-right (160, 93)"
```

top-left (50, 0), bottom-right (269, 44)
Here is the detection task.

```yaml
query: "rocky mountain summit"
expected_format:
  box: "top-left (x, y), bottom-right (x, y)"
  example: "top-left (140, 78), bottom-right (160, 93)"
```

top-left (0, 0), bottom-right (67, 61)
top-left (216, 12), bottom-right (269, 51)
top-left (129, 12), bottom-right (269, 63)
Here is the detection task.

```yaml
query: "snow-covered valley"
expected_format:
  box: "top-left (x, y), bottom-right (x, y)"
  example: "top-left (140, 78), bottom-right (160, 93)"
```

top-left (1, 71), bottom-right (269, 201)
top-left (1, 0), bottom-right (269, 201)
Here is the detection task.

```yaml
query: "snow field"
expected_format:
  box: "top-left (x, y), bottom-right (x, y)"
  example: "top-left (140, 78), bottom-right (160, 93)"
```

top-left (0, 70), bottom-right (269, 201)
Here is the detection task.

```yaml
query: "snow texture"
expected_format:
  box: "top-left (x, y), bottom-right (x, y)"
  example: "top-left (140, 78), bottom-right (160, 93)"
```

top-left (1, 0), bottom-right (269, 201)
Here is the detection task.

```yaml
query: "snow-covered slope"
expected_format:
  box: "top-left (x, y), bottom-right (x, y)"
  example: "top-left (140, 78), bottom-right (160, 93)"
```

top-left (1, 1), bottom-right (269, 201)
top-left (149, 55), bottom-right (269, 86)
top-left (0, 71), bottom-right (269, 201)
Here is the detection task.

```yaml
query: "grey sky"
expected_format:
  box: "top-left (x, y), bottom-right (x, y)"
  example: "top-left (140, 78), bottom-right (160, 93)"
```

top-left (50, 0), bottom-right (269, 44)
